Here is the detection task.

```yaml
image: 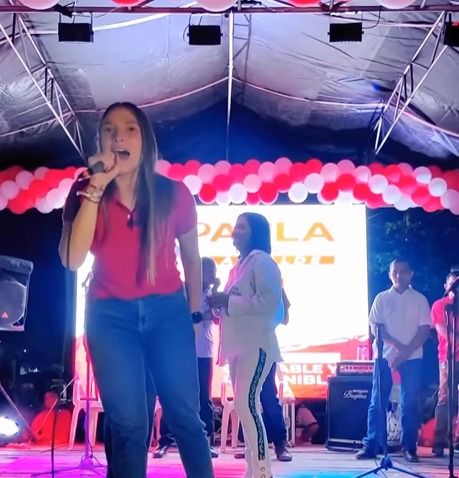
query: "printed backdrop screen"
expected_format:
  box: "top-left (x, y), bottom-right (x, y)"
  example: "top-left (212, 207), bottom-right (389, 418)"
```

top-left (75, 204), bottom-right (368, 399)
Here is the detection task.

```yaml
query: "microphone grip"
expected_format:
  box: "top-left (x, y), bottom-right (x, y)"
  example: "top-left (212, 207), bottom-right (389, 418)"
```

top-left (87, 161), bottom-right (106, 176)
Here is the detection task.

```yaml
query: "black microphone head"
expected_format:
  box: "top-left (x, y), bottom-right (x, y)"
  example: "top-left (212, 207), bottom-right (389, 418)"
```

top-left (88, 162), bottom-right (106, 175)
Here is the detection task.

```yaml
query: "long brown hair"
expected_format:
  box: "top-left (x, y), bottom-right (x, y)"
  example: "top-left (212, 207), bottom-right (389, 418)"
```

top-left (99, 102), bottom-right (174, 283)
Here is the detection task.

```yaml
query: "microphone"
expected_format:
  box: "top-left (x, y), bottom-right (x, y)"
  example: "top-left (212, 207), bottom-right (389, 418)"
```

top-left (446, 277), bottom-right (459, 295)
top-left (87, 161), bottom-right (106, 176)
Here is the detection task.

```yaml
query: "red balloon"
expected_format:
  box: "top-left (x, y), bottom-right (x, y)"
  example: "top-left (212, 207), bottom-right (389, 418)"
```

top-left (368, 163), bottom-right (385, 175)
top-left (366, 194), bottom-right (386, 209)
top-left (3, 165), bottom-right (23, 181)
top-left (289, 163), bottom-right (307, 182)
top-left (213, 174), bottom-right (231, 192)
top-left (44, 169), bottom-right (64, 188)
top-left (111, 0), bottom-right (144, 5)
top-left (184, 159), bottom-right (201, 176)
top-left (398, 175), bottom-right (418, 194)
top-left (246, 192), bottom-right (260, 206)
top-left (443, 170), bottom-right (459, 191)
top-left (168, 164), bottom-right (186, 181)
top-left (411, 186), bottom-right (431, 206)
top-left (199, 184), bottom-right (217, 204)
top-left (273, 174), bottom-right (292, 193)
top-left (64, 166), bottom-right (77, 178)
top-left (384, 165), bottom-right (402, 183)
top-left (259, 183), bottom-right (278, 204)
top-left (353, 183), bottom-right (371, 202)
top-left (8, 191), bottom-right (34, 214)
top-left (320, 183), bottom-right (339, 202)
top-left (304, 159), bottom-right (323, 175)
top-left (428, 165), bottom-right (443, 179)
top-left (244, 159), bottom-right (261, 175)
top-left (229, 164), bottom-right (247, 184)
top-left (336, 173), bottom-right (356, 192)
top-left (423, 196), bottom-right (442, 213)
top-left (28, 179), bottom-right (49, 199)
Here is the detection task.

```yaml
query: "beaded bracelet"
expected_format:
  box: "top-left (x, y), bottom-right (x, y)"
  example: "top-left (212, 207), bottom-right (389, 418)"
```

top-left (76, 184), bottom-right (104, 204)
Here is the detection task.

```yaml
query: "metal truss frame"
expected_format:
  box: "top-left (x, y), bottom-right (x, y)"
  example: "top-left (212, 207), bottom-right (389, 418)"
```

top-left (374, 11), bottom-right (448, 155)
top-left (0, 12), bottom-right (84, 157)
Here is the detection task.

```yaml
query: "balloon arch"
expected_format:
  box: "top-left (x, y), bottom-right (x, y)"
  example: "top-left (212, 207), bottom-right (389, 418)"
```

top-left (0, 158), bottom-right (458, 215)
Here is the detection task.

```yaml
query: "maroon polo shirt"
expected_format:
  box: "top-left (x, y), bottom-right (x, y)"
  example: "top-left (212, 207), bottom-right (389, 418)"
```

top-left (63, 176), bottom-right (196, 300)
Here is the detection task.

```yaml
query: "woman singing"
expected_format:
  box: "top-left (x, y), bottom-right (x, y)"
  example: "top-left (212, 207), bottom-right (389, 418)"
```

top-left (207, 213), bottom-right (283, 478)
top-left (59, 102), bottom-right (214, 478)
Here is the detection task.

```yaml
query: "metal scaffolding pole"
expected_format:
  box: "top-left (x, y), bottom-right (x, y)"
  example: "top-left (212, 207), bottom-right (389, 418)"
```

top-left (0, 14), bottom-right (84, 157)
top-left (374, 12), bottom-right (448, 155)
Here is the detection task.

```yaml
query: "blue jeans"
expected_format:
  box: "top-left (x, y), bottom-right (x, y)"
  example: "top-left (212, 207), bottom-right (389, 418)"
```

top-left (363, 358), bottom-right (422, 453)
top-left (85, 290), bottom-right (214, 478)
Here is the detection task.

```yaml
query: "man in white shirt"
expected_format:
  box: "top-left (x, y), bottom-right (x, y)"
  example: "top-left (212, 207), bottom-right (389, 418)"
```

top-left (356, 259), bottom-right (431, 463)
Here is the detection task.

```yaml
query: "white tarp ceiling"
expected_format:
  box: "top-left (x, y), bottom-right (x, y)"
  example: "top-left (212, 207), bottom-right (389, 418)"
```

top-left (0, 0), bottom-right (458, 163)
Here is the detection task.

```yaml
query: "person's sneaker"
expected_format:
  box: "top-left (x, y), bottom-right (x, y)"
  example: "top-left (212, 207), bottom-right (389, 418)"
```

top-left (153, 445), bottom-right (169, 459)
top-left (275, 443), bottom-right (292, 462)
top-left (432, 446), bottom-right (444, 457)
top-left (355, 448), bottom-right (377, 460)
top-left (210, 447), bottom-right (219, 458)
top-left (403, 450), bottom-right (419, 463)
top-left (235, 451), bottom-right (245, 459)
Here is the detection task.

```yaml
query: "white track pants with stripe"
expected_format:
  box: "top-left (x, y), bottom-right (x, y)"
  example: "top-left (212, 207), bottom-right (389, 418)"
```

top-left (229, 348), bottom-right (273, 478)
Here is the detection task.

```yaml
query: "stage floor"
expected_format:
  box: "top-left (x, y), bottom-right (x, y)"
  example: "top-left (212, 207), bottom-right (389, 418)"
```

top-left (0, 445), bottom-right (453, 477)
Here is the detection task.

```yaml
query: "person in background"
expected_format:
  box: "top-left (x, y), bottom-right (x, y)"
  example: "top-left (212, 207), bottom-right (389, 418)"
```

top-left (235, 288), bottom-right (292, 462)
top-left (59, 102), bottom-right (214, 478)
top-left (208, 212), bottom-right (283, 478)
top-left (431, 271), bottom-right (459, 457)
top-left (30, 390), bottom-right (71, 445)
top-left (154, 257), bottom-right (219, 459)
top-left (356, 259), bottom-right (431, 463)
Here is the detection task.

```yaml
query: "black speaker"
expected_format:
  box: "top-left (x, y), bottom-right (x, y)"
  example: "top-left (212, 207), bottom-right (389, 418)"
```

top-left (326, 375), bottom-right (372, 450)
top-left (188, 25), bottom-right (222, 46)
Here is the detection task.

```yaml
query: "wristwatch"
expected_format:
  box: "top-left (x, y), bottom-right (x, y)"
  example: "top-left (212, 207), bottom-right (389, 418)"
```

top-left (191, 311), bottom-right (204, 324)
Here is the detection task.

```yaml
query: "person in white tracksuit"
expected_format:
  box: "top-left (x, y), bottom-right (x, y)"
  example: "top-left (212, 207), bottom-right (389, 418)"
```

top-left (207, 212), bottom-right (283, 478)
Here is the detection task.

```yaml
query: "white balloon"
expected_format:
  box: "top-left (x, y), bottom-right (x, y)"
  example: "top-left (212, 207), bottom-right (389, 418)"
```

top-left (19, 0), bottom-right (59, 10)
top-left (354, 166), bottom-right (371, 183)
top-left (35, 166), bottom-right (49, 179)
top-left (337, 159), bottom-right (355, 174)
top-left (198, 164), bottom-right (216, 183)
top-left (450, 202), bottom-right (459, 216)
top-left (288, 183), bottom-right (308, 204)
top-left (320, 163), bottom-right (339, 182)
top-left (428, 178), bottom-right (447, 197)
top-left (377, 0), bottom-right (416, 9)
top-left (183, 175), bottom-right (202, 195)
top-left (368, 174), bottom-right (388, 194)
top-left (413, 166), bottom-right (432, 184)
top-left (440, 190), bottom-right (459, 210)
top-left (229, 183), bottom-right (247, 204)
top-left (243, 174), bottom-right (262, 193)
top-left (398, 162), bottom-right (413, 175)
top-left (46, 189), bottom-right (66, 209)
top-left (394, 196), bottom-right (413, 211)
top-left (196, 0), bottom-right (237, 12)
top-left (274, 157), bottom-right (292, 174)
top-left (35, 198), bottom-right (54, 214)
top-left (216, 192), bottom-right (230, 206)
top-left (58, 178), bottom-right (75, 197)
top-left (0, 194), bottom-right (7, 211)
top-left (0, 180), bottom-right (19, 200)
top-left (214, 160), bottom-right (231, 174)
top-left (258, 162), bottom-right (276, 183)
top-left (382, 185), bottom-right (402, 205)
top-left (15, 170), bottom-right (35, 190)
top-left (304, 173), bottom-right (324, 193)
top-left (335, 191), bottom-right (355, 205)
top-left (155, 159), bottom-right (171, 175)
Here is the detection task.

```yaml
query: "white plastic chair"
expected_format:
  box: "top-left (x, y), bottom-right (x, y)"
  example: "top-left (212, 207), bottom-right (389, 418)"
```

top-left (68, 367), bottom-right (104, 450)
top-left (219, 368), bottom-right (240, 452)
